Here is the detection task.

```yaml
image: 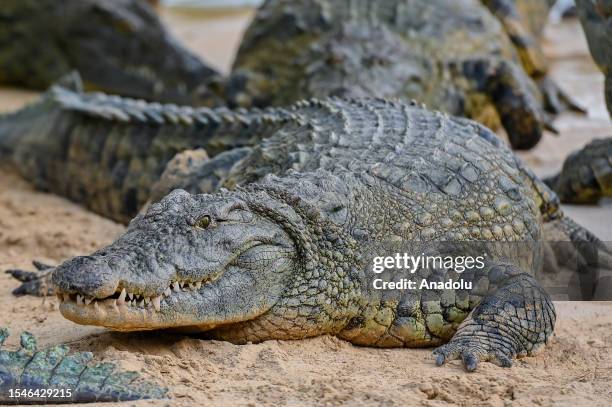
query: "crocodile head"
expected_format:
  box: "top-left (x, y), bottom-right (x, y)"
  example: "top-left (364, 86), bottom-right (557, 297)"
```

top-left (52, 189), bottom-right (297, 331)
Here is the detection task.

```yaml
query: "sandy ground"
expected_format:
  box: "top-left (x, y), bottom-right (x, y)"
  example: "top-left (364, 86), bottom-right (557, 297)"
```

top-left (0, 9), bottom-right (611, 407)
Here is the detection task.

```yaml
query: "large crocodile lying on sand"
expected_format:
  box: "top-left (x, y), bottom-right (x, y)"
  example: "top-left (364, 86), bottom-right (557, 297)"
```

top-left (0, 0), bottom-right (224, 105)
top-left (5, 88), bottom-right (612, 403)
top-left (227, 0), bottom-right (582, 150)
top-left (5, 91), bottom-right (609, 356)
top-left (0, 328), bottom-right (167, 403)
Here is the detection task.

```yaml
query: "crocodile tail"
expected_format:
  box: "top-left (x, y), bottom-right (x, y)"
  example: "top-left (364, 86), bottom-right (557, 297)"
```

top-left (517, 144), bottom-right (612, 299)
top-left (0, 100), bottom-right (42, 160)
top-left (0, 115), bottom-right (12, 158)
top-left (0, 105), bottom-right (23, 159)
top-left (0, 72), bottom-right (82, 159)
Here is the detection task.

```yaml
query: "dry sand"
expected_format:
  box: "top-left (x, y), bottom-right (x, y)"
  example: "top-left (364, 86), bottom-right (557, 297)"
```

top-left (0, 10), bottom-right (611, 407)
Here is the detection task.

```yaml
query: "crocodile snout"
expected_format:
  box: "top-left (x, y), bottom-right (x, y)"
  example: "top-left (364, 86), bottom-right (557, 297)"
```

top-left (53, 255), bottom-right (118, 298)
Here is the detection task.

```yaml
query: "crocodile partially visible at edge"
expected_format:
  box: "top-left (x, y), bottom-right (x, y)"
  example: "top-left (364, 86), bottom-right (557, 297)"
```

top-left (0, 328), bottom-right (167, 404)
top-left (0, 0), bottom-right (225, 106)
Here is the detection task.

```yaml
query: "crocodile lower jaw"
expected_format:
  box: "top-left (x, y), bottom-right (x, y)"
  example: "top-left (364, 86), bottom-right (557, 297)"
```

top-left (57, 270), bottom-right (225, 329)
top-left (59, 297), bottom-right (168, 330)
top-left (58, 294), bottom-right (221, 331)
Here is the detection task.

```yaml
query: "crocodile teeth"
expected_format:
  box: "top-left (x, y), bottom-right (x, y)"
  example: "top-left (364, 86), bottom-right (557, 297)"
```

top-left (138, 299), bottom-right (145, 308)
top-left (195, 282), bottom-right (202, 289)
top-left (85, 297), bottom-right (93, 305)
top-left (94, 301), bottom-right (99, 311)
top-left (164, 288), bottom-right (171, 297)
top-left (144, 297), bottom-right (150, 305)
top-left (152, 296), bottom-right (161, 312)
top-left (189, 283), bottom-right (196, 290)
top-left (127, 292), bottom-right (133, 300)
top-left (172, 283), bottom-right (180, 293)
top-left (77, 295), bottom-right (84, 306)
top-left (118, 288), bottom-right (127, 304)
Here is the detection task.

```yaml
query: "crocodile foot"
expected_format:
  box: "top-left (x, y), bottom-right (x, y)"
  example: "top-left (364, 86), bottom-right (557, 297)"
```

top-left (433, 336), bottom-right (515, 371)
top-left (433, 270), bottom-right (554, 372)
top-left (538, 76), bottom-right (586, 115)
top-left (5, 261), bottom-right (55, 297)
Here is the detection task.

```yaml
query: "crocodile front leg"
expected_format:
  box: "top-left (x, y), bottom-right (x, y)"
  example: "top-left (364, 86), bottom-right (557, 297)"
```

top-left (459, 58), bottom-right (550, 150)
top-left (480, 0), bottom-right (585, 114)
top-left (434, 264), bottom-right (555, 371)
top-left (5, 261), bottom-right (55, 297)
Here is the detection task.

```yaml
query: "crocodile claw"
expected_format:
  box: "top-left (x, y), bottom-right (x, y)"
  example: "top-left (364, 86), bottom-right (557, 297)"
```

top-left (433, 338), bottom-right (514, 372)
top-left (538, 76), bottom-right (587, 115)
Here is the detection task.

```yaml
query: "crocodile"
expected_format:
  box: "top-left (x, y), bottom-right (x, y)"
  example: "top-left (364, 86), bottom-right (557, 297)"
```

top-left (227, 0), bottom-right (583, 150)
top-left (545, 137), bottom-right (612, 204)
top-left (544, 2), bottom-right (612, 205)
top-left (576, 0), bottom-right (612, 116)
top-left (0, 0), bottom-right (224, 106)
top-left (0, 328), bottom-right (167, 403)
top-left (8, 94), bottom-right (612, 376)
top-left (544, 1), bottom-right (612, 206)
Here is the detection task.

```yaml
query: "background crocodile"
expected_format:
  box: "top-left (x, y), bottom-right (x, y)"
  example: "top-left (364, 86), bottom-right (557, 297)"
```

top-left (0, 77), bottom-right (292, 224)
top-left (227, 0), bottom-right (582, 150)
top-left (576, 0), bottom-right (612, 116)
top-left (0, 0), bottom-right (585, 148)
top-left (0, 0), bottom-right (224, 106)
top-left (0, 328), bottom-right (167, 404)
top-left (543, 2), bottom-right (612, 205)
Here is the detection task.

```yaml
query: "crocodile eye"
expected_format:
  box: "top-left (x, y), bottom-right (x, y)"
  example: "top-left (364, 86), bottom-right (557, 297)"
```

top-left (194, 215), bottom-right (211, 230)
